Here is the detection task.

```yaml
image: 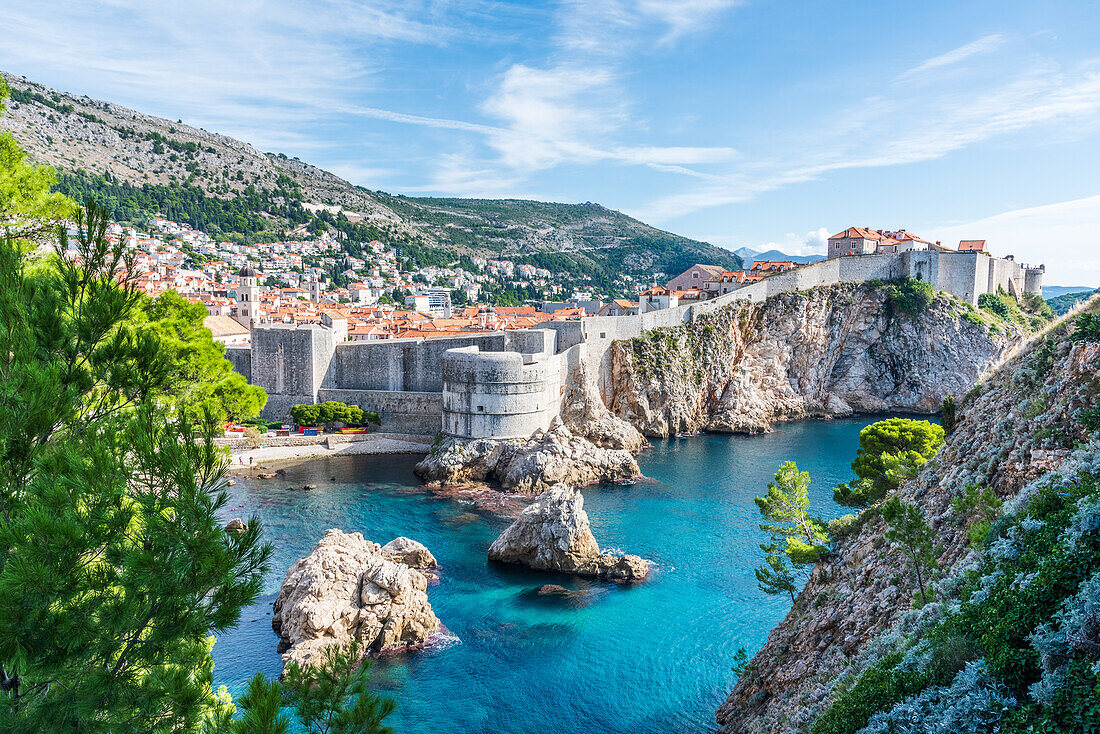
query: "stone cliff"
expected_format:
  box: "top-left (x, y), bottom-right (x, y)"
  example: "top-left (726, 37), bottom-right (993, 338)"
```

top-left (715, 298), bottom-right (1099, 733)
top-left (609, 283), bottom-right (1023, 437)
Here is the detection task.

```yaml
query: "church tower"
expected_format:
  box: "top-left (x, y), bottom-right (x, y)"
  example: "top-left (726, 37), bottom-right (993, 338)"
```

top-left (233, 265), bottom-right (263, 329)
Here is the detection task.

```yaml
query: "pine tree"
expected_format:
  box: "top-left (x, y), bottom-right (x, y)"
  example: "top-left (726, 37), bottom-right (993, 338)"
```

top-left (834, 418), bottom-right (945, 507)
top-left (755, 543), bottom-right (797, 604)
top-left (754, 462), bottom-right (830, 605)
top-left (0, 198), bottom-right (272, 730)
top-left (880, 496), bottom-right (939, 605)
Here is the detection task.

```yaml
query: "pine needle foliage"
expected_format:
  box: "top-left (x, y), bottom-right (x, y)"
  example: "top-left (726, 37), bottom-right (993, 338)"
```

top-left (0, 198), bottom-right (272, 731)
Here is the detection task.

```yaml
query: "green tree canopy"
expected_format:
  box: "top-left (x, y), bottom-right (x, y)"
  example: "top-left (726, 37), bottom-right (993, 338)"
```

top-left (756, 461), bottom-right (830, 567)
top-left (0, 196), bottom-right (271, 729)
top-left (834, 418), bottom-right (945, 508)
top-left (136, 290), bottom-right (266, 421)
top-left (880, 496), bottom-right (939, 605)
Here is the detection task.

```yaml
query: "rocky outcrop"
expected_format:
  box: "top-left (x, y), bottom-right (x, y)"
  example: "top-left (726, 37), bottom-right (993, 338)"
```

top-left (381, 537), bottom-right (437, 570)
top-left (715, 301), bottom-right (1099, 733)
top-left (611, 283), bottom-right (1024, 436)
top-left (271, 529), bottom-right (440, 671)
top-left (487, 484), bottom-right (648, 580)
top-left (415, 357), bottom-right (646, 493)
top-left (414, 422), bottom-right (640, 493)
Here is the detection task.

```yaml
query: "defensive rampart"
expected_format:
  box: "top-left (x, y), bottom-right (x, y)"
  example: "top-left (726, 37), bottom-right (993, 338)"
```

top-left (228, 249), bottom-right (1043, 438)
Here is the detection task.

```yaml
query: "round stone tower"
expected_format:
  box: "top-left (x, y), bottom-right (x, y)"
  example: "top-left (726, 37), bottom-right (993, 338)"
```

top-left (441, 346), bottom-right (558, 440)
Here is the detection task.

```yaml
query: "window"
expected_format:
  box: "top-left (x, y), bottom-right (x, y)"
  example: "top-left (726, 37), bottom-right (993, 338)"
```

top-left (600, 332), bottom-right (606, 339)
top-left (476, 406), bottom-right (484, 412)
top-left (692, 272), bottom-right (699, 278)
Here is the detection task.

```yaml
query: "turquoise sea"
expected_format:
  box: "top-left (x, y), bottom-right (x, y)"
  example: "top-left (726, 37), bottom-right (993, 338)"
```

top-left (213, 417), bottom-right (884, 733)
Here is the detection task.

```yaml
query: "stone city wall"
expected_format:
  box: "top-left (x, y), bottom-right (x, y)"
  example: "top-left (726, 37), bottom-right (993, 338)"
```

top-left (234, 249), bottom-right (1042, 436)
top-left (317, 389), bottom-right (443, 436)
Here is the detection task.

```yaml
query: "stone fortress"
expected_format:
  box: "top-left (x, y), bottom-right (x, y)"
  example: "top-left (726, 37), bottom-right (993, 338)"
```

top-left (225, 237), bottom-right (1044, 440)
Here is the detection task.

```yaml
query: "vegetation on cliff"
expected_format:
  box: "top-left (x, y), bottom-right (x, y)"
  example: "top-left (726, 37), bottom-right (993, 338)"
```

top-left (717, 302), bottom-right (1100, 734)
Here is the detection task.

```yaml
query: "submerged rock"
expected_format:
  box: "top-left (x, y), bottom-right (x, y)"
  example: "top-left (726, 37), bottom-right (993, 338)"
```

top-left (487, 484), bottom-right (648, 581)
top-left (223, 518), bottom-right (247, 534)
top-left (271, 529), bottom-right (440, 671)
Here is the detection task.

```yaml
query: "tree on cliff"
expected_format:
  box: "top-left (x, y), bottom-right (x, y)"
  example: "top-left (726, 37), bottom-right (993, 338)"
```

top-left (833, 419), bottom-right (945, 508)
top-left (754, 462), bottom-right (830, 603)
top-left (0, 195), bottom-right (272, 728)
top-left (881, 497), bottom-right (939, 605)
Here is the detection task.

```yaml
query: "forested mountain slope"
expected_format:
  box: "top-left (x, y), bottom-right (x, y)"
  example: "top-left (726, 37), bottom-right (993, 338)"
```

top-left (0, 71), bottom-right (741, 282)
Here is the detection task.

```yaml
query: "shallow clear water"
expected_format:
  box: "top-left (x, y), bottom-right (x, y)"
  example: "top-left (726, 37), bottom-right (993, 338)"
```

top-left (213, 417), bottom-right (884, 734)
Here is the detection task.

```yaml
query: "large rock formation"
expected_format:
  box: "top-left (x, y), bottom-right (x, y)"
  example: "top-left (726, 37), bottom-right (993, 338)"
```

top-left (610, 283), bottom-right (1024, 436)
top-left (715, 302), bottom-right (1099, 733)
top-left (272, 529), bottom-right (440, 671)
top-left (415, 358), bottom-right (646, 493)
top-left (487, 484), bottom-right (648, 580)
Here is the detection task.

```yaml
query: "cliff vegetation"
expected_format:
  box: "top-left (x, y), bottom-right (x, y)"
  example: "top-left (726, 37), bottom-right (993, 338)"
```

top-left (716, 298), bottom-right (1100, 733)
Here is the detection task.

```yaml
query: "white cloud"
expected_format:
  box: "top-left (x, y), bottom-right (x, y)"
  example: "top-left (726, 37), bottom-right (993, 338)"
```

top-left (0, 0), bottom-right (459, 138)
top-left (897, 33), bottom-right (1006, 81)
top-left (925, 194), bottom-right (1100, 287)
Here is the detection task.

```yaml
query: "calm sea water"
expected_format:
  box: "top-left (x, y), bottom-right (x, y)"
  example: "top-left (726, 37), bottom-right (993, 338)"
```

top-left (213, 417), bottom-right (885, 734)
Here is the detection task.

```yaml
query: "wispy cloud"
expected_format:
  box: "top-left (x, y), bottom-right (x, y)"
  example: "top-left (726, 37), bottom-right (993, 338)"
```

top-left (897, 33), bottom-right (1006, 81)
top-left (925, 193), bottom-right (1100, 286)
top-left (638, 60), bottom-right (1100, 222)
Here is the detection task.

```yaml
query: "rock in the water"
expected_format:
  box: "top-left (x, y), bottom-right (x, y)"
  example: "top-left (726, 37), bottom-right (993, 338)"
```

top-left (271, 529), bottom-right (440, 671)
top-left (381, 537), bottom-right (438, 569)
top-left (415, 424), bottom-right (640, 494)
top-left (487, 484), bottom-right (648, 580)
top-left (224, 518), bottom-right (247, 534)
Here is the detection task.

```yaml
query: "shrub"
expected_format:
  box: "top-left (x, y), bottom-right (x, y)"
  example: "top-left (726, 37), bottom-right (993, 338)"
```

top-left (951, 484), bottom-right (1003, 547)
top-left (885, 277), bottom-right (935, 316)
top-left (942, 395), bottom-right (957, 436)
top-left (962, 311), bottom-right (985, 327)
top-left (1078, 407), bottom-right (1100, 433)
top-left (812, 654), bottom-right (929, 734)
top-left (1071, 313), bottom-right (1100, 343)
top-left (979, 292), bottom-right (1012, 320)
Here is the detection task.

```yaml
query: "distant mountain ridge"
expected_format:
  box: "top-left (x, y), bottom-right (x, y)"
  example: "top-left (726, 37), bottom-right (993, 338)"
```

top-left (0, 71), bottom-right (741, 284)
top-left (734, 247), bottom-right (825, 267)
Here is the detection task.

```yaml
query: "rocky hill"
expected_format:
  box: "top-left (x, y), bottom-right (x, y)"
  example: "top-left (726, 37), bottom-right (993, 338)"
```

top-left (608, 281), bottom-right (1024, 436)
top-left (0, 71), bottom-right (741, 282)
top-left (715, 296), bottom-right (1100, 733)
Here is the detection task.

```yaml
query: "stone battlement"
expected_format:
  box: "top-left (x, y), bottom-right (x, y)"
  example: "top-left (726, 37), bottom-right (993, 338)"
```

top-left (227, 248), bottom-right (1042, 439)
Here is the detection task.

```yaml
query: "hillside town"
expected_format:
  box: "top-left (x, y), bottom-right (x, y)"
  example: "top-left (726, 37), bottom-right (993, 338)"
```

top-left (69, 216), bottom-right (1035, 346)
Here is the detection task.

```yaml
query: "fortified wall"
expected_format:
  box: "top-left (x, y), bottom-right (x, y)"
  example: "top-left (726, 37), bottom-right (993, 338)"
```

top-left (227, 249), bottom-right (1043, 439)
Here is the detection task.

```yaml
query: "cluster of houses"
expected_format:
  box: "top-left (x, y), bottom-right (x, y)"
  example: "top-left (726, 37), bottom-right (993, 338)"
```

top-left (72, 215), bottom-right (1026, 347)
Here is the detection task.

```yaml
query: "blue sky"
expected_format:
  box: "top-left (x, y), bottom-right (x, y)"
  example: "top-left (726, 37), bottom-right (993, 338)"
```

top-left (2, 0), bottom-right (1100, 284)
